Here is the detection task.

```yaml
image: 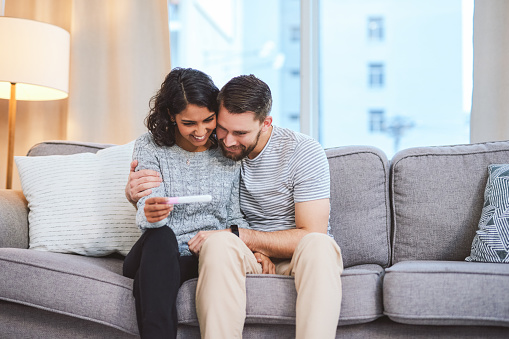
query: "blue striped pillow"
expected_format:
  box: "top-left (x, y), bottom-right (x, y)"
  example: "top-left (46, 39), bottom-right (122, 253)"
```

top-left (466, 164), bottom-right (509, 263)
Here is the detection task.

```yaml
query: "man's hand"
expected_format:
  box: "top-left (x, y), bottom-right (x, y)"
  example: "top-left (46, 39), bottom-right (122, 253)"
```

top-left (126, 160), bottom-right (162, 205)
top-left (254, 252), bottom-right (275, 274)
top-left (144, 197), bottom-right (173, 223)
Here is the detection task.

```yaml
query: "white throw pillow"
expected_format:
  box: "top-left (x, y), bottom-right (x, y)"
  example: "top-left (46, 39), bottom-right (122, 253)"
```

top-left (15, 141), bottom-right (140, 256)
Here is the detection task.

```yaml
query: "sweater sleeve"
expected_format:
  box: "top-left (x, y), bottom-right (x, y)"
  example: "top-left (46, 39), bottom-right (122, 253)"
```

top-left (226, 166), bottom-right (250, 229)
top-left (133, 134), bottom-right (168, 230)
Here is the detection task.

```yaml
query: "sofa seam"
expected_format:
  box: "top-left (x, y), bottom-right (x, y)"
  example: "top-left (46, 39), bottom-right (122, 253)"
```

top-left (0, 297), bottom-right (138, 336)
top-left (179, 313), bottom-right (383, 324)
top-left (384, 269), bottom-right (509, 276)
top-left (0, 257), bottom-right (131, 290)
top-left (384, 311), bottom-right (509, 323)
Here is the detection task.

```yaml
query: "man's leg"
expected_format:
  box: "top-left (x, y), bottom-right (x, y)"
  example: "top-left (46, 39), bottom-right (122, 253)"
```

top-left (196, 232), bottom-right (262, 339)
top-left (281, 233), bottom-right (343, 339)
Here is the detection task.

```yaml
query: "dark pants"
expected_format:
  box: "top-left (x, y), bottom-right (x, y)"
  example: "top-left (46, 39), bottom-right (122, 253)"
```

top-left (123, 227), bottom-right (198, 339)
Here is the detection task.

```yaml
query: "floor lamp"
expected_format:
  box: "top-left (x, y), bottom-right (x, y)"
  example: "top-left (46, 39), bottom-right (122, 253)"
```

top-left (0, 17), bottom-right (70, 189)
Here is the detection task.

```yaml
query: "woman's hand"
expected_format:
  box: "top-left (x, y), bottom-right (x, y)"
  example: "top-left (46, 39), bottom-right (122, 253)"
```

top-left (144, 197), bottom-right (173, 223)
top-left (254, 252), bottom-right (275, 274)
top-left (188, 230), bottom-right (225, 256)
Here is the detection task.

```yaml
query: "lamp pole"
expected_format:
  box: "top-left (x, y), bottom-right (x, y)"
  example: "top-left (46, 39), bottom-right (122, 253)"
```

top-left (6, 83), bottom-right (16, 189)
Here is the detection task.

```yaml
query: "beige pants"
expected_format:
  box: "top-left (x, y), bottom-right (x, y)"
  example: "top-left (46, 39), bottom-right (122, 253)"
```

top-left (196, 232), bottom-right (343, 339)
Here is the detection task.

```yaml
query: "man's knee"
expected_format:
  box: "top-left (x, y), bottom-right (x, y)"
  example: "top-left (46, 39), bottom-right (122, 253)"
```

top-left (296, 233), bottom-right (343, 266)
top-left (200, 232), bottom-right (240, 261)
top-left (299, 232), bottom-right (339, 251)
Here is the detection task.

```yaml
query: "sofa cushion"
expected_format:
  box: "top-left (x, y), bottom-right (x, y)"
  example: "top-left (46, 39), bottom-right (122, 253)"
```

top-left (15, 141), bottom-right (141, 257)
top-left (177, 264), bottom-right (384, 327)
top-left (0, 248), bottom-right (138, 335)
top-left (390, 140), bottom-right (509, 264)
top-left (384, 260), bottom-right (509, 327)
top-left (467, 164), bottom-right (509, 262)
top-left (0, 248), bottom-right (384, 334)
top-left (326, 146), bottom-right (390, 268)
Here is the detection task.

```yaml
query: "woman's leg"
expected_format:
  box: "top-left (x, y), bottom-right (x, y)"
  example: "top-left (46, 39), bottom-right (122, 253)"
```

top-left (179, 255), bottom-right (199, 285)
top-left (123, 227), bottom-right (181, 339)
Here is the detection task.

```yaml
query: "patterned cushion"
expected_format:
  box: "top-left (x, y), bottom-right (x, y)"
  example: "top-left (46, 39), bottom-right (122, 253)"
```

top-left (466, 164), bottom-right (509, 262)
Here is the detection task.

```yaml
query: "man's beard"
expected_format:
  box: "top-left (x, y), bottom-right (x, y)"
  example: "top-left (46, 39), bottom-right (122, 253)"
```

top-left (219, 130), bottom-right (261, 161)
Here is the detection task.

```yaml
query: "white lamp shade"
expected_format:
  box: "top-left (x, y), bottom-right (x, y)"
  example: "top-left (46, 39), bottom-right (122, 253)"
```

top-left (0, 17), bottom-right (70, 101)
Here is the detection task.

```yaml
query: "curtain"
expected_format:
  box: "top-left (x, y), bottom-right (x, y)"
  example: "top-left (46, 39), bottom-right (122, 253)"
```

top-left (470, 0), bottom-right (509, 143)
top-left (1, 0), bottom-right (170, 189)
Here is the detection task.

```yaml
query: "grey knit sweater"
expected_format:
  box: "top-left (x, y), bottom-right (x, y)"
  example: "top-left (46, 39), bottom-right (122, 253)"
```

top-left (133, 133), bottom-right (249, 256)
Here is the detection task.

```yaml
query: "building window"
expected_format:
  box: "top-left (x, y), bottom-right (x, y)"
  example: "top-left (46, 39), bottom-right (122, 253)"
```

top-left (368, 63), bottom-right (385, 88)
top-left (369, 109), bottom-right (385, 132)
top-left (368, 17), bottom-right (384, 41)
top-left (291, 26), bottom-right (300, 42)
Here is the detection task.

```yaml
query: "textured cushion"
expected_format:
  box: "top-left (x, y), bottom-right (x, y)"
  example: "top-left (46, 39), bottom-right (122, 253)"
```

top-left (14, 142), bottom-right (140, 256)
top-left (326, 146), bottom-right (390, 268)
top-left (177, 264), bottom-right (384, 327)
top-left (384, 260), bottom-right (509, 327)
top-left (0, 248), bottom-right (137, 335)
top-left (390, 140), bottom-right (509, 264)
top-left (467, 164), bottom-right (509, 262)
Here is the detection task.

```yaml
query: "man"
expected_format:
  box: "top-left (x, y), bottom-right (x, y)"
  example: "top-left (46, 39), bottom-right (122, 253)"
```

top-left (126, 75), bottom-right (343, 339)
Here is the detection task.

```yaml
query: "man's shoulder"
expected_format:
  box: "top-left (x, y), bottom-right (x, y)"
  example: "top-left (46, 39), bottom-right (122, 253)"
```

top-left (273, 126), bottom-right (312, 142)
top-left (272, 126), bottom-right (323, 155)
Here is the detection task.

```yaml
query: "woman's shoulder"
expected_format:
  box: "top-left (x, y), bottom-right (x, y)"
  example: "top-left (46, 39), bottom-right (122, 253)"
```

top-left (133, 133), bottom-right (164, 158)
top-left (135, 132), bottom-right (166, 150)
top-left (206, 147), bottom-right (241, 172)
top-left (208, 147), bottom-right (235, 162)
top-left (135, 132), bottom-right (154, 145)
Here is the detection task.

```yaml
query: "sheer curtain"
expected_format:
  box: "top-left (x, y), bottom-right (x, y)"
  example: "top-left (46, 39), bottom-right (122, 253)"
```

top-left (1, 0), bottom-right (170, 189)
top-left (470, 0), bottom-right (509, 143)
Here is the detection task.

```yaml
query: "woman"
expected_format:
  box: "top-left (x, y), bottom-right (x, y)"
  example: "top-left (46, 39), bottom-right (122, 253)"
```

top-left (123, 68), bottom-right (248, 338)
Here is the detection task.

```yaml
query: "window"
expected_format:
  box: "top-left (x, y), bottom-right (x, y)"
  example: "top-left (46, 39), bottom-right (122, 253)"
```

top-left (369, 110), bottom-right (385, 132)
top-left (168, 0), bottom-right (474, 158)
top-left (368, 17), bottom-right (384, 41)
top-left (368, 63), bottom-right (385, 88)
top-left (319, 0), bottom-right (474, 157)
top-left (168, 0), bottom-right (301, 132)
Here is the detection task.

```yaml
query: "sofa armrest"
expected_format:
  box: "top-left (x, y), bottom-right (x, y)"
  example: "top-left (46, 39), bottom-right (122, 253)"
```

top-left (0, 189), bottom-right (29, 249)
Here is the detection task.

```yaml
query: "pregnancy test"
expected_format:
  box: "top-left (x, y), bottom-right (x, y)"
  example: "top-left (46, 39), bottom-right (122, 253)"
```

top-left (165, 195), bottom-right (212, 204)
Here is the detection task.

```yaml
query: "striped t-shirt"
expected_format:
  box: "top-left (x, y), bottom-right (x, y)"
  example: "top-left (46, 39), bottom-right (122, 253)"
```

top-left (240, 125), bottom-right (330, 232)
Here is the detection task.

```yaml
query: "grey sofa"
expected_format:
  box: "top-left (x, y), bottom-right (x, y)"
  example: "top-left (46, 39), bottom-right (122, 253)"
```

top-left (0, 139), bottom-right (508, 338)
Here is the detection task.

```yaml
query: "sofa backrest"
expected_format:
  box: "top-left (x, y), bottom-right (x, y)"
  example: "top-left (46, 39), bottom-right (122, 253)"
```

top-left (27, 140), bottom-right (114, 156)
top-left (390, 140), bottom-right (509, 264)
top-left (326, 146), bottom-right (391, 268)
top-left (28, 141), bottom-right (392, 269)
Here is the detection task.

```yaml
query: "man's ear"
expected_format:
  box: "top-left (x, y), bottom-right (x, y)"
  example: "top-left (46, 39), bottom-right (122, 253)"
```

top-left (261, 116), bottom-right (273, 132)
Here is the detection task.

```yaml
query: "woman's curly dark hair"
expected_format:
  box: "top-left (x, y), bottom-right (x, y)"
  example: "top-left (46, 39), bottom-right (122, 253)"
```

top-left (145, 68), bottom-right (219, 147)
